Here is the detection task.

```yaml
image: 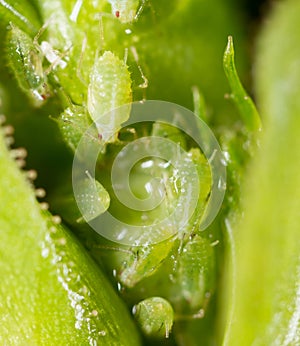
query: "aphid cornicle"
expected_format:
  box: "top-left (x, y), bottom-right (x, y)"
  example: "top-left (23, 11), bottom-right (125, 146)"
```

top-left (87, 51), bottom-right (132, 143)
top-left (107, 0), bottom-right (141, 23)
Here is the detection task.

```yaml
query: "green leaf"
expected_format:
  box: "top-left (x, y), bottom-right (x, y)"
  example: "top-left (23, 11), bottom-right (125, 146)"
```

top-left (0, 127), bottom-right (141, 345)
top-left (223, 36), bottom-right (261, 132)
top-left (223, 1), bottom-right (300, 344)
top-left (0, 0), bottom-right (40, 35)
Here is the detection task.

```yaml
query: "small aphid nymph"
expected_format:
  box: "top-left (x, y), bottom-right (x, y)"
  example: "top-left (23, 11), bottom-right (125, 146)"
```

top-left (133, 297), bottom-right (174, 338)
top-left (6, 24), bottom-right (52, 105)
top-left (6, 23), bottom-right (68, 106)
top-left (87, 51), bottom-right (132, 142)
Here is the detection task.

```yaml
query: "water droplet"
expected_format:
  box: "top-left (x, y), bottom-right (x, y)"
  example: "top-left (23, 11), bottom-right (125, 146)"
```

top-left (141, 159), bottom-right (154, 168)
top-left (217, 177), bottom-right (226, 191)
top-left (41, 247), bottom-right (49, 258)
top-left (117, 229), bottom-right (128, 241)
top-left (223, 151), bottom-right (230, 162)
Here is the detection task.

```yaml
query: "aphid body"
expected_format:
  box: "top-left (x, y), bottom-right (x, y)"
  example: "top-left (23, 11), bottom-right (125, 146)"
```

top-left (58, 105), bottom-right (99, 153)
top-left (133, 297), bottom-right (174, 339)
top-left (119, 238), bottom-right (175, 288)
top-left (87, 51), bottom-right (132, 142)
top-left (6, 24), bottom-right (50, 105)
top-left (75, 172), bottom-right (110, 223)
top-left (173, 234), bottom-right (215, 314)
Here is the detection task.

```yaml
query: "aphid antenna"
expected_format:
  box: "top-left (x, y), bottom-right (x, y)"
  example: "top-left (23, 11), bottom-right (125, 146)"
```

top-left (94, 11), bottom-right (117, 56)
top-left (76, 35), bottom-right (88, 85)
top-left (124, 47), bottom-right (129, 64)
top-left (33, 16), bottom-right (55, 45)
top-left (92, 244), bottom-right (134, 256)
top-left (130, 46), bottom-right (148, 90)
top-left (174, 308), bottom-right (205, 321)
top-left (135, 0), bottom-right (148, 21)
top-left (69, 0), bottom-right (83, 23)
top-left (97, 12), bottom-right (105, 52)
top-left (192, 86), bottom-right (201, 119)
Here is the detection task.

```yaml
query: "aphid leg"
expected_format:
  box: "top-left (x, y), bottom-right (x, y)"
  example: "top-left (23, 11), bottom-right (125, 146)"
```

top-left (97, 13), bottom-right (105, 52)
top-left (130, 46), bottom-right (148, 91)
top-left (170, 230), bottom-right (190, 276)
top-left (192, 86), bottom-right (209, 122)
top-left (162, 170), bottom-right (177, 218)
top-left (32, 16), bottom-right (56, 59)
top-left (75, 35), bottom-right (88, 85)
top-left (135, 0), bottom-right (148, 21)
top-left (33, 19), bottom-right (50, 46)
top-left (124, 47), bottom-right (129, 64)
top-left (69, 0), bottom-right (83, 23)
top-left (91, 244), bottom-right (134, 256)
top-left (94, 11), bottom-right (116, 56)
top-left (126, 127), bottom-right (137, 138)
top-left (85, 169), bottom-right (94, 182)
top-left (43, 44), bottom-right (72, 75)
top-left (210, 239), bottom-right (220, 247)
top-left (174, 288), bottom-right (212, 321)
top-left (174, 309), bottom-right (205, 321)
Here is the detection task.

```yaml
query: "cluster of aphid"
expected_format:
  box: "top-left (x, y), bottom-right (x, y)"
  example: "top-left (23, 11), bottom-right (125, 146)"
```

top-left (3, 0), bottom-right (219, 340)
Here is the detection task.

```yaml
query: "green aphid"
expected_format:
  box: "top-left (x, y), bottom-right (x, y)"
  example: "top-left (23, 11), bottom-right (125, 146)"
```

top-left (88, 51), bottom-right (132, 143)
top-left (75, 172), bottom-right (110, 223)
top-left (133, 297), bottom-right (174, 339)
top-left (57, 105), bottom-right (99, 153)
top-left (103, 123), bottom-right (212, 290)
top-left (119, 237), bottom-right (175, 288)
top-left (6, 23), bottom-right (50, 106)
top-left (172, 234), bottom-right (216, 315)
